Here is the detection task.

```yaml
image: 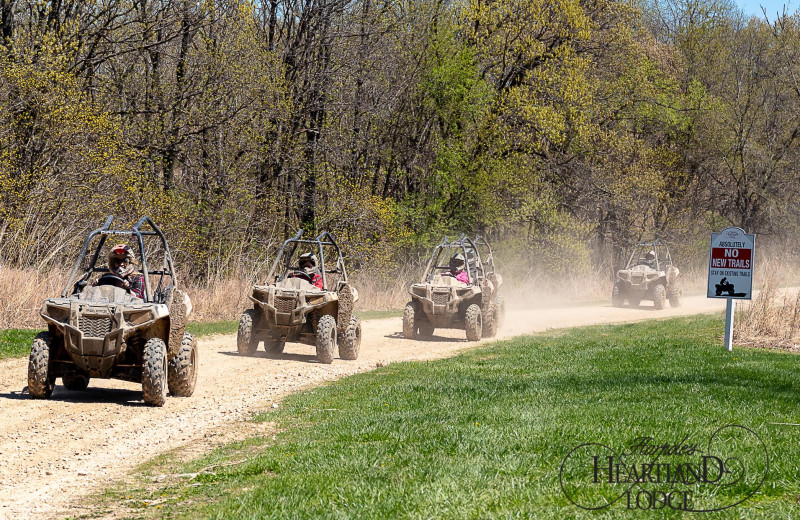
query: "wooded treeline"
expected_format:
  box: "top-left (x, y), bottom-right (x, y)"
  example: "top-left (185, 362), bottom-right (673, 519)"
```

top-left (0, 0), bottom-right (798, 280)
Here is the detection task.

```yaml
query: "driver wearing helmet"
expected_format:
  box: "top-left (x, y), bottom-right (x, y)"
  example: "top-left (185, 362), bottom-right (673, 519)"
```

top-left (640, 250), bottom-right (656, 269)
top-left (447, 253), bottom-right (470, 284)
top-left (290, 252), bottom-right (324, 290)
top-left (96, 244), bottom-right (145, 298)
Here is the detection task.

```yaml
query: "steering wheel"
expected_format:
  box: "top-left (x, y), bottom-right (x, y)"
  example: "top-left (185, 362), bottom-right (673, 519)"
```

top-left (96, 274), bottom-right (130, 291)
top-left (288, 268), bottom-right (314, 283)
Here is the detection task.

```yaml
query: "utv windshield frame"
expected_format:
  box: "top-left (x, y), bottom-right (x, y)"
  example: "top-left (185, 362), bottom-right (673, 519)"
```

top-left (421, 235), bottom-right (482, 285)
top-left (625, 239), bottom-right (673, 271)
top-left (266, 229), bottom-right (348, 291)
top-left (61, 216), bottom-right (177, 303)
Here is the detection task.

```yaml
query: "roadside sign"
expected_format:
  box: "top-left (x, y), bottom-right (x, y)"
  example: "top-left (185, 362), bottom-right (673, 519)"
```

top-left (707, 226), bottom-right (755, 352)
top-left (707, 227), bottom-right (755, 300)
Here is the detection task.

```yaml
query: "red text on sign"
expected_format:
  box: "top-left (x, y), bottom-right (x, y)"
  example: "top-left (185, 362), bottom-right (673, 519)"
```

top-left (710, 248), bottom-right (751, 269)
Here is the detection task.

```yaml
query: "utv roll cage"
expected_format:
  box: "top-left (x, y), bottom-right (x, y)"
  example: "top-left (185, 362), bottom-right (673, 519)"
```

top-left (625, 238), bottom-right (673, 272)
top-left (421, 235), bottom-right (483, 284)
top-left (267, 229), bottom-right (348, 291)
top-left (61, 216), bottom-right (177, 304)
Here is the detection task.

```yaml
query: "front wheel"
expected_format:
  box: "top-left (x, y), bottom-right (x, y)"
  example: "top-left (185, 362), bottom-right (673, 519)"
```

top-left (142, 338), bottom-right (168, 406)
top-left (339, 316), bottom-right (362, 360)
top-left (653, 284), bottom-right (666, 310)
top-left (402, 301), bottom-right (417, 339)
top-left (465, 304), bottom-right (483, 341)
top-left (611, 284), bottom-right (625, 307)
top-left (28, 332), bottom-right (56, 399)
top-left (316, 315), bottom-right (337, 364)
top-left (168, 332), bottom-right (198, 397)
top-left (237, 309), bottom-right (259, 355)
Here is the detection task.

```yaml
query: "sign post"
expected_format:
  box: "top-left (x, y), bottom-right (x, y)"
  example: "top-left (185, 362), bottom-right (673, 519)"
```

top-left (707, 227), bottom-right (755, 352)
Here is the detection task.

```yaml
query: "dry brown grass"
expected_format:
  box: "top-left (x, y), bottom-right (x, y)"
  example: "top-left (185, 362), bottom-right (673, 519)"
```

top-left (0, 266), bottom-right (67, 329)
top-left (2, 252), bottom-right (797, 330)
top-left (735, 275), bottom-right (800, 351)
top-left (0, 265), bottom-right (418, 328)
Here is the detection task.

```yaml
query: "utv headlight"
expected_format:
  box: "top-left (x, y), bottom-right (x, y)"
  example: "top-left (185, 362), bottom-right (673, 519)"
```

top-left (124, 310), bottom-right (152, 326)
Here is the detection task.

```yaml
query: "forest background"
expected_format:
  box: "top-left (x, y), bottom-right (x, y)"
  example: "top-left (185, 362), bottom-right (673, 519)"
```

top-left (1, 0), bottom-right (799, 325)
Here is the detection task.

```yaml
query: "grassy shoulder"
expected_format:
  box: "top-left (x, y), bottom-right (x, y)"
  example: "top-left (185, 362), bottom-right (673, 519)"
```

top-left (104, 315), bottom-right (800, 519)
top-left (0, 329), bottom-right (38, 360)
top-left (356, 308), bottom-right (404, 320)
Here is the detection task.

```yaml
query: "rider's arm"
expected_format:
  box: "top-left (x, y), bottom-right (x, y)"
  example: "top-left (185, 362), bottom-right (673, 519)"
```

top-left (129, 275), bottom-right (145, 299)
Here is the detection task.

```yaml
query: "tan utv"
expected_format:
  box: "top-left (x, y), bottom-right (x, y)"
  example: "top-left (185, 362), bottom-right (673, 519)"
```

top-left (28, 216), bottom-right (196, 406)
top-left (237, 230), bottom-right (360, 364)
top-left (403, 235), bottom-right (504, 341)
top-left (612, 239), bottom-right (682, 309)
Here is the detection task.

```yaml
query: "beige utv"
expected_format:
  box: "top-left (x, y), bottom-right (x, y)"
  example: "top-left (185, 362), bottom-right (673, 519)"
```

top-left (403, 235), bottom-right (504, 341)
top-left (237, 230), bottom-right (360, 364)
top-left (28, 216), bottom-right (196, 406)
top-left (612, 239), bottom-right (681, 309)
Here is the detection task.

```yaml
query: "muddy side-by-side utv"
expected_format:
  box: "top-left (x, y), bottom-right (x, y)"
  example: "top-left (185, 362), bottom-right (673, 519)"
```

top-left (403, 235), bottom-right (504, 341)
top-left (612, 239), bottom-right (682, 310)
top-left (28, 216), bottom-right (196, 406)
top-left (237, 230), bottom-right (360, 364)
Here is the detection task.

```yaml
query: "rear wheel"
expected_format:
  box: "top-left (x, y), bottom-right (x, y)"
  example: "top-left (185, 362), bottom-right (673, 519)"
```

top-left (482, 302), bottom-right (498, 338)
top-left (263, 334), bottom-right (286, 354)
top-left (402, 301), bottom-right (417, 339)
top-left (417, 321), bottom-right (435, 337)
top-left (668, 287), bottom-right (682, 307)
top-left (465, 304), bottom-right (483, 341)
top-left (315, 315), bottom-right (337, 364)
top-left (142, 338), bottom-right (167, 406)
top-left (628, 294), bottom-right (642, 307)
top-left (62, 375), bottom-right (90, 391)
top-left (168, 332), bottom-right (198, 397)
top-left (653, 284), bottom-right (666, 310)
top-left (28, 332), bottom-right (56, 399)
top-left (339, 316), bottom-right (362, 360)
top-left (495, 295), bottom-right (506, 329)
top-left (237, 309), bottom-right (259, 355)
top-left (612, 284), bottom-right (625, 307)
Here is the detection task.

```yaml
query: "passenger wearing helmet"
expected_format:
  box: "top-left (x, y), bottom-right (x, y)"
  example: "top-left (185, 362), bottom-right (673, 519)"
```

top-left (96, 244), bottom-right (145, 298)
top-left (447, 253), bottom-right (470, 284)
top-left (290, 252), bottom-right (324, 289)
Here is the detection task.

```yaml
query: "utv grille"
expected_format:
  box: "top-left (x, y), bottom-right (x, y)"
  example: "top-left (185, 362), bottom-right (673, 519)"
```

top-left (275, 296), bottom-right (297, 313)
top-left (79, 316), bottom-right (113, 338)
top-left (432, 292), bottom-right (450, 306)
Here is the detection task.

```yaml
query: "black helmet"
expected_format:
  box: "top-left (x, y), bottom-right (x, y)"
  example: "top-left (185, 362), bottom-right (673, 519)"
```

top-left (449, 253), bottom-right (465, 267)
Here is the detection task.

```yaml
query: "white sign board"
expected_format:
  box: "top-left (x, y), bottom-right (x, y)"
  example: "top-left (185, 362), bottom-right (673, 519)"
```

top-left (707, 227), bottom-right (755, 300)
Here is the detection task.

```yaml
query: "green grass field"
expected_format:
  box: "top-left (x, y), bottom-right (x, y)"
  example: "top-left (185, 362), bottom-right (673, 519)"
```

top-left (104, 315), bottom-right (800, 519)
top-left (356, 309), bottom-right (404, 320)
top-left (0, 329), bottom-right (38, 360)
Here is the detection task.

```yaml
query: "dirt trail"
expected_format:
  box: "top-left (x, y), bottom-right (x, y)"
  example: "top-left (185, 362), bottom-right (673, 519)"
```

top-left (0, 295), bottom-right (725, 519)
